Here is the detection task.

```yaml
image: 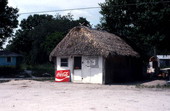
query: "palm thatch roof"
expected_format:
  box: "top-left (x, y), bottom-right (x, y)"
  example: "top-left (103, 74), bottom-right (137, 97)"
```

top-left (49, 26), bottom-right (139, 60)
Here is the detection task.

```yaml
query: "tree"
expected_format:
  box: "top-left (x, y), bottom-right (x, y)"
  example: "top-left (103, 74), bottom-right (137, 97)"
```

top-left (7, 14), bottom-right (91, 64)
top-left (99, 0), bottom-right (170, 55)
top-left (42, 32), bottom-right (64, 55)
top-left (0, 0), bottom-right (18, 48)
top-left (76, 17), bottom-right (91, 27)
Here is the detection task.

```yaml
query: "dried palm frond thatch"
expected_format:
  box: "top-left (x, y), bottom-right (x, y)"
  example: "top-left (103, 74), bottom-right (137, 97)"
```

top-left (49, 26), bottom-right (139, 60)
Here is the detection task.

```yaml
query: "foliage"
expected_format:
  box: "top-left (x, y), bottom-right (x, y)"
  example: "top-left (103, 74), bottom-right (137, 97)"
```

top-left (99, 0), bottom-right (170, 55)
top-left (75, 17), bottom-right (91, 27)
top-left (21, 63), bottom-right (54, 77)
top-left (7, 14), bottom-right (91, 64)
top-left (0, 0), bottom-right (18, 48)
top-left (0, 66), bottom-right (19, 77)
top-left (42, 32), bottom-right (64, 55)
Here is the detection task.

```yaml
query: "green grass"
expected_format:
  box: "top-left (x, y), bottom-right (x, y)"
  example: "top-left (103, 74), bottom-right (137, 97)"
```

top-left (136, 84), bottom-right (170, 88)
top-left (21, 63), bottom-right (55, 77)
top-left (0, 66), bottom-right (20, 77)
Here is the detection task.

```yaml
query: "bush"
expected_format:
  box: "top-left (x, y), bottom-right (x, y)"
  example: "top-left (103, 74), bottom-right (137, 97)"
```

top-left (21, 63), bottom-right (55, 77)
top-left (0, 66), bottom-right (19, 78)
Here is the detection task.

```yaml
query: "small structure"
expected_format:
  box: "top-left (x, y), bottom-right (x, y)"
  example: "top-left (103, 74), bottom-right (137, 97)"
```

top-left (157, 55), bottom-right (170, 79)
top-left (50, 26), bottom-right (142, 84)
top-left (157, 55), bottom-right (170, 68)
top-left (0, 51), bottom-right (22, 68)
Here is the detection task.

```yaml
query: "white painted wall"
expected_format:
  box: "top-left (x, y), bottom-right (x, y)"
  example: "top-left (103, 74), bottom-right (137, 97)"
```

top-left (56, 56), bottom-right (74, 82)
top-left (81, 56), bottom-right (103, 84)
top-left (73, 70), bottom-right (82, 81)
top-left (56, 56), bottom-right (104, 84)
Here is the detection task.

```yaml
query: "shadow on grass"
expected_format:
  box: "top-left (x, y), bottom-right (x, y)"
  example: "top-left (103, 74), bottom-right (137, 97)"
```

top-left (106, 79), bottom-right (170, 88)
top-left (32, 77), bottom-right (55, 82)
top-left (0, 80), bottom-right (11, 83)
top-left (105, 80), bottom-right (151, 86)
top-left (0, 77), bottom-right (54, 84)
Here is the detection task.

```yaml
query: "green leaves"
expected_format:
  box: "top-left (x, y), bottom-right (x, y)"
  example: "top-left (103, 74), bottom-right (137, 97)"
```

top-left (42, 32), bottom-right (64, 55)
top-left (99, 0), bottom-right (170, 55)
top-left (7, 14), bottom-right (91, 64)
top-left (0, 0), bottom-right (18, 48)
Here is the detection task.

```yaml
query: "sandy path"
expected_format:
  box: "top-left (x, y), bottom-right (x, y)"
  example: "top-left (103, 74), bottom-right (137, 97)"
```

top-left (0, 80), bottom-right (170, 111)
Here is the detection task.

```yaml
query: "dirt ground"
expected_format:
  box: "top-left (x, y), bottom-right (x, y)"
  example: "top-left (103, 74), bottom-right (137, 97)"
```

top-left (0, 80), bottom-right (170, 111)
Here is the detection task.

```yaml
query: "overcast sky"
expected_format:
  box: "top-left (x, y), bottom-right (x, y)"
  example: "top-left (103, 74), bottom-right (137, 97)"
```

top-left (8, 0), bottom-right (105, 26)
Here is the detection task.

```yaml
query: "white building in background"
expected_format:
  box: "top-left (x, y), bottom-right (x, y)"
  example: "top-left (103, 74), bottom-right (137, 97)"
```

top-left (157, 55), bottom-right (170, 68)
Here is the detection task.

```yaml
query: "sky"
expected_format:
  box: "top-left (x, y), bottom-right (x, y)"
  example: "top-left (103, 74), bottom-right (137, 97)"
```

top-left (8, 0), bottom-right (105, 26)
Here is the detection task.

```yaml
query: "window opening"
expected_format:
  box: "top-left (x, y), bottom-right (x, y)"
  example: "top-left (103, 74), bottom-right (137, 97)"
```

top-left (61, 58), bottom-right (68, 67)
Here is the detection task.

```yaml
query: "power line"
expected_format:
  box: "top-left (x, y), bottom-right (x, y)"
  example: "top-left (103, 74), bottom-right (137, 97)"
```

top-left (18, 1), bottom-right (170, 15)
top-left (117, 1), bottom-right (170, 6)
top-left (19, 7), bottom-right (100, 15)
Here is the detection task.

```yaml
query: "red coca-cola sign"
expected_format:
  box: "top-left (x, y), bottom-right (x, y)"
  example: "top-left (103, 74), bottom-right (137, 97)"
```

top-left (55, 70), bottom-right (70, 82)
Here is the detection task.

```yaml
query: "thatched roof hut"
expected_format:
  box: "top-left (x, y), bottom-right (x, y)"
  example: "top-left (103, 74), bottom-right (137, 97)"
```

top-left (50, 26), bottom-right (139, 60)
top-left (50, 26), bottom-right (142, 84)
